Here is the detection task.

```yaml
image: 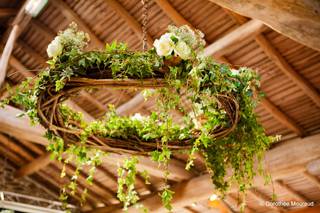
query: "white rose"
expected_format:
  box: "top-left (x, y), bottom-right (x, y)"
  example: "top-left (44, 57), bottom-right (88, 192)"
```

top-left (173, 41), bottom-right (191, 59)
top-left (153, 33), bottom-right (174, 56)
top-left (131, 113), bottom-right (144, 121)
top-left (47, 36), bottom-right (63, 58)
top-left (231, 69), bottom-right (240, 75)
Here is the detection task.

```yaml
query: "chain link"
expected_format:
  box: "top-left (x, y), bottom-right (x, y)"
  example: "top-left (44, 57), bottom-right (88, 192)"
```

top-left (141, 0), bottom-right (149, 51)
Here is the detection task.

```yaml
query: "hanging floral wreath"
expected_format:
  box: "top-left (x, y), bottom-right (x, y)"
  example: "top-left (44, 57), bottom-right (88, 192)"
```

top-left (4, 23), bottom-right (277, 211)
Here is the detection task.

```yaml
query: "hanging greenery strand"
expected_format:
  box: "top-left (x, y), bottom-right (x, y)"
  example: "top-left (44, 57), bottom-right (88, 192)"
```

top-left (3, 23), bottom-right (278, 211)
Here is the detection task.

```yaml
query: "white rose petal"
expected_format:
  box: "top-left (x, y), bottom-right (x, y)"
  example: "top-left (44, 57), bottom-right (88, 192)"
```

top-left (131, 113), bottom-right (144, 121)
top-left (231, 69), bottom-right (240, 75)
top-left (153, 33), bottom-right (174, 57)
top-left (174, 41), bottom-right (191, 59)
top-left (47, 36), bottom-right (63, 58)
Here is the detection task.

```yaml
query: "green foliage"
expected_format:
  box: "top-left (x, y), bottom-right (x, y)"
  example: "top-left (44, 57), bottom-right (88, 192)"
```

top-left (117, 157), bottom-right (139, 210)
top-left (160, 186), bottom-right (175, 211)
top-left (4, 24), bottom-right (278, 211)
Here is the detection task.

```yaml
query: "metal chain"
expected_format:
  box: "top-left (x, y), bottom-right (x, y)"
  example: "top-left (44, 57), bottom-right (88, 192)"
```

top-left (141, 0), bottom-right (149, 51)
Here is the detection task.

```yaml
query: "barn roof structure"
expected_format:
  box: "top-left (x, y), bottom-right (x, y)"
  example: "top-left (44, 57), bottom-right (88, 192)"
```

top-left (0, 0), bottom-right (320, 212)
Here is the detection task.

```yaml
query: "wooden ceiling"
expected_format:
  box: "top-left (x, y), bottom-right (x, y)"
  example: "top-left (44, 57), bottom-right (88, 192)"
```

top-left (0, 0), bottom-right (319, 212)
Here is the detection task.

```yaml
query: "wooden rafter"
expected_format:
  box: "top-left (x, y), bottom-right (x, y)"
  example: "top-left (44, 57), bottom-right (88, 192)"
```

top-left (223, 10), bottom-right (320, 108)
top-left (0, 146), bottom-right (59, 199)
top-left (154, 0), bottom-right (192, 26)
top-left (104, 0), bottom-right (153, 46)
top-left (117, 133), bottom-right (320, 212)
top-left (248, 188), bottom-right (284, 212)
top-left (0, 134), bottom-right (91, 206)
top-left (225, 194), bottom-right (254, 213)
top-left (204, 19), bottom-right (265, 57)
top-left (207, 0), bottom-right (320, 51)
top-left (302, 171), bottom-right (320, 190)
top-left (287, 206), bottom-right (320, 213)
top-left (275, 180), bottom-right (307, 202)
top-left (50, 0), bottom-right (102, 47)
top-left (259, 97), bottom-right (304, 136)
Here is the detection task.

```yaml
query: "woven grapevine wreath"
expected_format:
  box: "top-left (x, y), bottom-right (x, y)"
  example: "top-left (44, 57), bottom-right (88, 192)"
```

top-left (7, 23), bottom-right (276, 210)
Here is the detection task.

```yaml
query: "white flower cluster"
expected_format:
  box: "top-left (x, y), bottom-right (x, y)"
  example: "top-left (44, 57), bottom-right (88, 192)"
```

top-left (130, 113), bottom-right (145, 121)
top-left (47, 23), bottom-right (89, 58)
top-left (47, 36), bottom-right (63, 58)
top-left (153, 33), bottom-right (191, 59)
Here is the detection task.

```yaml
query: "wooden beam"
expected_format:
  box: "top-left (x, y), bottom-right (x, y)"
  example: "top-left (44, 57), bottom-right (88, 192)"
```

top-left (254, 34), bottom-right (320, 108)
top-left (225, 194), bottom-right (254, 213)
top-left (15, 153), bottom-right (52, 178)
top-left (287, 206), bottom-right (320, 213)
top-left (50, 0), bottom-right (103, 47)
top-left (275, 180), bottom-right (307, 202)
top-left (260, 97), bottom-right (304, 136)
top-left (104, 0), bottom-right (153, 46)
top-left (203, 19), bottom-right (265, 57)
top-left (302, 171), bottom-right (320, 190)
top-left (0, 141), bottom-right (93, 208)
top-left (0, 105), bottom-right (49, 145)
top-left (223, 10), bottom-right (320, 111)
top-left (208, 0), bottom-right (320, 51)
top-left (117, 133), bottom-right (320, 212)
top-left (155, 0), bottom-right (192, 26)
top-left (8, 55), bottom-right (35, 78)
top-left (79, 90), bottom-right (106, 112)
top-left (115, 92), bottom-right (146, 115)
top-left (0, 8), bottom-right (17, 17)
top-left (248, 189), bottom-right (284, 212)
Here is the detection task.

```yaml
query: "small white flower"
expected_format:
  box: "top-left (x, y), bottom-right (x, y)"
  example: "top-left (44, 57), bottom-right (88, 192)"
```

top-left (47, 36), bottom-right (63, 58)
top-left (153, 33), bottom-right (174, 56)
top-left (231, 69), bottom-right (240, 75)
top-left (174, 40), bottom-right (191, 59)
top-left (131, 113), bottom-right (144, 121)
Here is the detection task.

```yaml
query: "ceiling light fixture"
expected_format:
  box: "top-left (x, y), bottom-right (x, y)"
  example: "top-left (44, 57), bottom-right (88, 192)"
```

top-left (25, 0), bottom-right (48, 17)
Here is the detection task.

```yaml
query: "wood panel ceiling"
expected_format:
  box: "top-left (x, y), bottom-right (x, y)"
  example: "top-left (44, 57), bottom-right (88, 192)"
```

top-left (0, 0), bottom-right (319, 212)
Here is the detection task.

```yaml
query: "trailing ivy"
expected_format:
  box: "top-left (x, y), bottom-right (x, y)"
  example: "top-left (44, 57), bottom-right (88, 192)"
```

top-left (2, 23), bottom-right (278, 211)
